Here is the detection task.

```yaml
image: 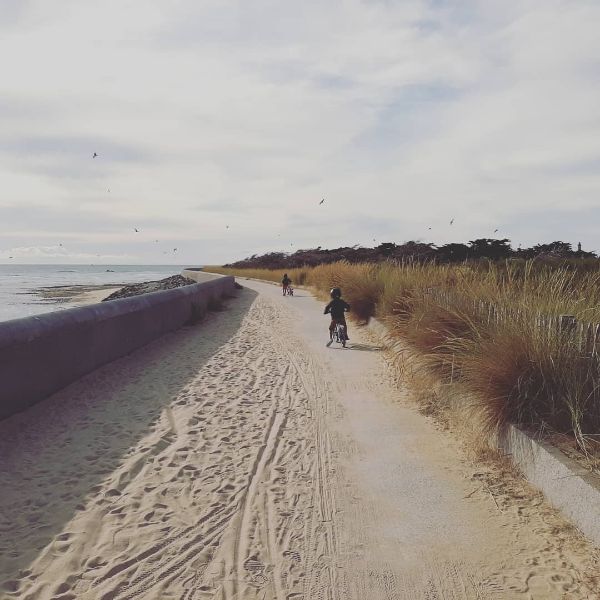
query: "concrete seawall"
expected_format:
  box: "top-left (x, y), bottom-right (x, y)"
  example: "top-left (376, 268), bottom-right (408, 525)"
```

top-left (0, 274), bottom-right (235, 420)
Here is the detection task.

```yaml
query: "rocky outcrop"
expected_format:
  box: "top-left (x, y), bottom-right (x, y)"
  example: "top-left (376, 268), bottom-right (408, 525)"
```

top-left (103, 275), bottom-right (195, 301)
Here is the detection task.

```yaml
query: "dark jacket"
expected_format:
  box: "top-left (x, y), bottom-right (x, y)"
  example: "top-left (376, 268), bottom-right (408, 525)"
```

top-left (324, 298), bottom-right (350, 320)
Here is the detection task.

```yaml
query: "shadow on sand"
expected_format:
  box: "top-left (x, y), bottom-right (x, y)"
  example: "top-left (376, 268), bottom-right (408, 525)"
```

top-left (0, 288), bottom-right (258, 585)
top-left (346, 342), bottom-right (383, 352)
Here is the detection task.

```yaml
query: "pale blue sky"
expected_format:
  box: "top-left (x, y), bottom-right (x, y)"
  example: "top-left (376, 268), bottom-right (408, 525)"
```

top-left (0, 0), bottom-right (599, 263)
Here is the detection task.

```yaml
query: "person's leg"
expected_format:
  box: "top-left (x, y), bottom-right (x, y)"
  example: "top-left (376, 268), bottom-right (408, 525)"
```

top-left (327, 320), bottom-right (335, 346)
top-left (341, 318), bottom-right (349, 340)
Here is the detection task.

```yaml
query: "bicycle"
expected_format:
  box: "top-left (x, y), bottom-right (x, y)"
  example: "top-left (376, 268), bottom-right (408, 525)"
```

top-left (331, 322), bottom-right (346, 347)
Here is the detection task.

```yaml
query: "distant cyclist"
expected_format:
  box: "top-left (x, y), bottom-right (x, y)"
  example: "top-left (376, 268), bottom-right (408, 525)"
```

top-left (324, 287), bottom-right (350, 346)
top-left (282, 273), bottom-right (292, 296)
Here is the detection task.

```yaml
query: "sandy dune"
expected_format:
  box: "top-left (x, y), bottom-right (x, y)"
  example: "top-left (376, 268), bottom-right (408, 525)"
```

top-left (0, 281), bottom-right (598, 599)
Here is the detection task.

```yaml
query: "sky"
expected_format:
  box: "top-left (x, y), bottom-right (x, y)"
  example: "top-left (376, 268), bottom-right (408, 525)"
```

top-left (1, 0), bottom-right (599, 264)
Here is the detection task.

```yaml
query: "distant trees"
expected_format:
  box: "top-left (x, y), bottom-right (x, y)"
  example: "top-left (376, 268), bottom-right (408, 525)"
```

top-left (516, 241), bottom-right (596, 259)
top-left (468, 238), bottom-right (512, 260)
top-left (224, 240), bottom-right (597, 269)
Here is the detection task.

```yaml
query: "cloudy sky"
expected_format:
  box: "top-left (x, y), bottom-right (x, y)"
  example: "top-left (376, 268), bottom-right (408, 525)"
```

top-left (1, 0), bottom-right (599, 264)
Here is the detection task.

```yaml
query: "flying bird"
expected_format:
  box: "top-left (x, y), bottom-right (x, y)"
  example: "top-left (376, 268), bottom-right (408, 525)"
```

top-left (319, 198), bottom-right (325, 205)
top-left (450, 218), bottom-right (454, 225)
top-left (226, 225), bottom-right (229, 229)
top-left (173, 248), bottom-right (178, 252)
top-left (428, 227), bottom-right (432, 230)
top-left (494, 229), bottom-right (499, 233)
top-left (134, 228), bottom-right (139, 232)
top-left (93, 152), bottom-right (98, 158)
top-left (154, 239), bottom-right (159, 243)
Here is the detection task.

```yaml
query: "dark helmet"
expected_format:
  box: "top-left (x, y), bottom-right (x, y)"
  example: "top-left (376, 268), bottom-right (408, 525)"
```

top-left (330, 287), bottom-right (341, 298)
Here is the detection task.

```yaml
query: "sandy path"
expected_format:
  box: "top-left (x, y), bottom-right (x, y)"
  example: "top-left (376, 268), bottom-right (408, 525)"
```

top-left (0, 282), bottom-right (598, 599)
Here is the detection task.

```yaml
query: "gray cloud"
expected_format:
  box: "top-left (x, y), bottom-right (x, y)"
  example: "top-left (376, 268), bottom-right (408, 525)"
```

top-left (0, 135), bottom-right (150, 163)
top-left (0, 204), bottom-right (178, 235)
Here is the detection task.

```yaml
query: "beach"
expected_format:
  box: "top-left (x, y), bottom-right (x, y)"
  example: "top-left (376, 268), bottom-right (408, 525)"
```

top-left (0, 279), bottom-right (598, 599)
top-left (0, 265), bottom-right (190, 323)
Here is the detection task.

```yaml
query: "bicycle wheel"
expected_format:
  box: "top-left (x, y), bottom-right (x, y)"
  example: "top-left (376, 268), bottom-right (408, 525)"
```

top-left (334, 324), bottom-right (343, 345)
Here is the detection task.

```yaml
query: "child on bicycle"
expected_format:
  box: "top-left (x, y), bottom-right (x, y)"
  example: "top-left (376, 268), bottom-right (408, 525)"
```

top-left (324, 287), bottom-right (350, 346)
top-left (282, 273), bottom-right (292, 296)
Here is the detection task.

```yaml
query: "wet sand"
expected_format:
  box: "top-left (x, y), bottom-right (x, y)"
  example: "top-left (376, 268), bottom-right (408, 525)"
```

top-left (30, 284), bottom-right (122, 307)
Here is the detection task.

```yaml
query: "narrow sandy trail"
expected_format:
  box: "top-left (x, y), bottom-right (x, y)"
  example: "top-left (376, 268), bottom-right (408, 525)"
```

top-left (0, 282), bottom-right (597, 599)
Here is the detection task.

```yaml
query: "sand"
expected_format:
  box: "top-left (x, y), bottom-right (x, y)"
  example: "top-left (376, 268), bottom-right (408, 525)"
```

top-left (71, 287), bottom-right (122, 305)
top-left (0, 280), bottom-right (598, 599)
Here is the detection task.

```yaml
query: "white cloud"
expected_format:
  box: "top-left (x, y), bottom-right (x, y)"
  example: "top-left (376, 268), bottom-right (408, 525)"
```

top-left (0, 245), bottom-right (135, 263)
top-left (1, 0), bottom-right (599, 263)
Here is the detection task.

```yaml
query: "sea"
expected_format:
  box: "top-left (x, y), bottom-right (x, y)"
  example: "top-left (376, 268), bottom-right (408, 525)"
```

top-left (0, 264), bottom-right (191, 323)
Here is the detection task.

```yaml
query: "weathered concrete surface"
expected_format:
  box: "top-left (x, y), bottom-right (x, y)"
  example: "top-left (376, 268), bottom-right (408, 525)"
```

top-left (0, 276), bottom-right (235, 420)
top-left (181, 268), bottom-right (223, 283)
top-left (500, 424), bottom-right (600, 546)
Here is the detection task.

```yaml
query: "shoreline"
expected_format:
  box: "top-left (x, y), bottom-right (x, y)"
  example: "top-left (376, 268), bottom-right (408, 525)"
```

top-left (28, 284), bottom-right (124, 309)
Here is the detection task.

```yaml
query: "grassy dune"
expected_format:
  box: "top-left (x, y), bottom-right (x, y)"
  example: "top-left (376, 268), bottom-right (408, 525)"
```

top-left (209, 261), bottom-right (600, 455)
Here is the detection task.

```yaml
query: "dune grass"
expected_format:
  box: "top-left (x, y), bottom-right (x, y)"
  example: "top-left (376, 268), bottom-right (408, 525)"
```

top-left (208, 261), bottom-right (600, 455)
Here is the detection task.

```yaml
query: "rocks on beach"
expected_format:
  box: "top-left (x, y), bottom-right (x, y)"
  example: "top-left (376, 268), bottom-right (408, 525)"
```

top-left (102, 275), bottom-right (196, 301)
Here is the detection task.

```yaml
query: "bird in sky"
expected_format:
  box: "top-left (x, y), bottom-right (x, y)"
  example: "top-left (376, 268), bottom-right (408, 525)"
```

top-left (9, 256), bottom-right (13, 259)
top-left (319, 198), bottom-right (325, 205)
top-left (450, 218), bottom-right (454, 225)
top-left (494, 229), bottom-right (499, 233)
top-left (428, 227), bottom-right (432, 230)
top-left (226, 225), bottom-right (229, 229)
top-left (93, 152), bottom-right (98, 158)
top-left (59, 243), bottom-right (63, 246)
top-left (173, 248), bottom-right (178, 252)
top-left (134, 228), bottom-right (139, 232)
top-left (107, 188), bottom-right (110, 193)
top-left (154, 239), bottom-right (159, 243)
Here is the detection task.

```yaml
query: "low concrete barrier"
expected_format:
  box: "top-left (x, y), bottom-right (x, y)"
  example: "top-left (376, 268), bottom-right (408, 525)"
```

top-left (0, 275), bottom-right (235, 420)
top-left (500, 424), bottom-right (600, 546)
top-left (181, 268), bottom-right (223, 283)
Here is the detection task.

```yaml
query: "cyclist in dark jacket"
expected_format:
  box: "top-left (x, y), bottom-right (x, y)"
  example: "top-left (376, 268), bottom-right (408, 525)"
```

top-left (324, 287), bottom-right (350, 346)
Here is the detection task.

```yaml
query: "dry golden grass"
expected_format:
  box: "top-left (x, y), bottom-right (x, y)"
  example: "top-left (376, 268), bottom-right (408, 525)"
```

top-left (206, 260), bottom-right (600, 453)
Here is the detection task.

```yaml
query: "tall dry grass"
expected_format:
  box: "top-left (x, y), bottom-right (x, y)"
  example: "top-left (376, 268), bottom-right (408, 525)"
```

top-left (207, 261), bottom-right (600, 453)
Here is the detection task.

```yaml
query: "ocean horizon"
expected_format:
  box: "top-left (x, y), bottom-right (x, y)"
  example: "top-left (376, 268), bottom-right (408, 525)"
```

top-left (0, 264), bottom-right (197, 323)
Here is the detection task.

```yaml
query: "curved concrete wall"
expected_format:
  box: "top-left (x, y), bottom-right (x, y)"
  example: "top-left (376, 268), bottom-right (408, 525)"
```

top-left (0, 276), bottom-right (235, 420)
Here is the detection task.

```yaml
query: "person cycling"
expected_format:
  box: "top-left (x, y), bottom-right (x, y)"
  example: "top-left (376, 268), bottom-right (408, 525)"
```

top-left (282, 273), bottom-right (292, 296)
top-left (324, 287), bottom-right (350, 346)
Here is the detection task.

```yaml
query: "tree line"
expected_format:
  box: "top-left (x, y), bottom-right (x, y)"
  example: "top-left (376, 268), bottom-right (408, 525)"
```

top-left (225, 240), bottom-right (597, 269)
